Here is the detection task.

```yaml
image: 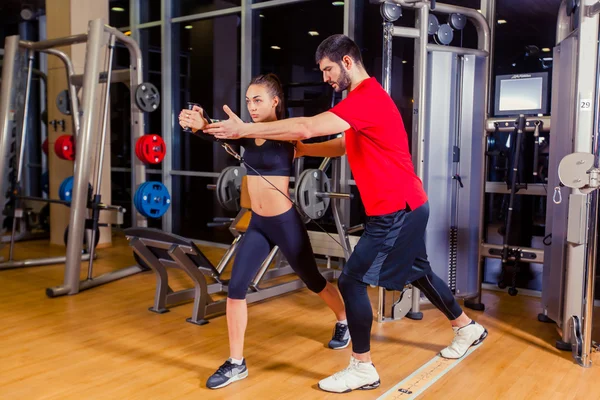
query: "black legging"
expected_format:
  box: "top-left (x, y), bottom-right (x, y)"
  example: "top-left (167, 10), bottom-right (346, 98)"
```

top-left (227, 206), bottom-right (327, 299)
top-left (338, 271), bottom-right (463, 354)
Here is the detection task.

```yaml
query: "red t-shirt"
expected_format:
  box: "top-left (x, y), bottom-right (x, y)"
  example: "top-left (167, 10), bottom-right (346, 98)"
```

top-left (329, 77), bottom-right (428, 216)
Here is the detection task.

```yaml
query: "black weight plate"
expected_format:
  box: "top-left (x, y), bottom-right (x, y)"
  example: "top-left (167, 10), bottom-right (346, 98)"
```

top-left (56, 90), bottom-right (71, 115)
top-left (216, 166), bottom-right (246, 212)
top-left (135, 82), bottom-right (161, 112)
top-left (296, 169), bottom-right (330, 221)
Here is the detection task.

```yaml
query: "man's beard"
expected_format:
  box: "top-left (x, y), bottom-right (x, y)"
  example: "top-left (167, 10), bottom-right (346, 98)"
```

top-left (333, 68), bottom-right (351, 92)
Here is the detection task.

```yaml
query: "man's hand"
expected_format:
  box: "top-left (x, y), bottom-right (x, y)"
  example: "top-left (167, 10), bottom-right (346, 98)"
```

top-left (204, 105), bottom-right (247, 140)
top-left (294, 141), bottom-right (307, 158)
top-left (178, 105), bottom-right (208, 133)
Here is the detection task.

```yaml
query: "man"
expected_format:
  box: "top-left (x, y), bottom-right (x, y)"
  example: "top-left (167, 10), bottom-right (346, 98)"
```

top-left (196, 34), bottom-right (487, 394)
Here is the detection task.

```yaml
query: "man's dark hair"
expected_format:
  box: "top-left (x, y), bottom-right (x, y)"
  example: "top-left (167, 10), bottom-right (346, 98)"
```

top-left (315, 34), bottom-right (363, 67)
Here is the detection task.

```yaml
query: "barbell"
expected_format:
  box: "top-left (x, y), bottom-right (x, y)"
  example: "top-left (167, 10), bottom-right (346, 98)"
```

top-left (208, 167), bottom-right (353, 221)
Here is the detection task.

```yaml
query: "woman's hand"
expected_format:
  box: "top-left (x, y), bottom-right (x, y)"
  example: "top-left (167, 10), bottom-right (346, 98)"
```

top-left (178, 105), bottom-right (209, 133)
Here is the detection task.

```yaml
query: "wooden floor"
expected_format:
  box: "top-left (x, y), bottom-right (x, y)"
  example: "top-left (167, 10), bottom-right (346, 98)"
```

top-left (1, 235), bottom-right (599, 400)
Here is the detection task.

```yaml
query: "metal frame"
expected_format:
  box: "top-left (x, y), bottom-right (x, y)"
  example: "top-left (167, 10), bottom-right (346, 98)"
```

top-left (374, 0), bottom-right (492, 322)
top-left (127, 227), bottom-right (339, 325)
top-left (0, 35), bottom-right (86, 269)
top-left (40, 19), bottom-right (149, 297)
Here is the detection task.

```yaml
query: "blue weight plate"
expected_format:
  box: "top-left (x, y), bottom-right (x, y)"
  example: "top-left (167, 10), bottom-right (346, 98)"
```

top-left (59, 176), bottom-right (74, 202)
top-left (135, 182), bottom-right (171, 218)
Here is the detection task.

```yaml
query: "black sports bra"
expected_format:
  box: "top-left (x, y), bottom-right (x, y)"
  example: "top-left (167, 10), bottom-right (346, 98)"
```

top-left (236, 138), bottom-right (295, 177)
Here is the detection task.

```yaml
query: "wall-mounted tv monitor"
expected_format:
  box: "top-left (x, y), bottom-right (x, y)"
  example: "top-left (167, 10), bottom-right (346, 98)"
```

top-left (494, 72), bottom-right (549, 117)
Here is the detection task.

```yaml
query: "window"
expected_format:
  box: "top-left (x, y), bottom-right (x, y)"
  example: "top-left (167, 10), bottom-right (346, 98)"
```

top-left (109, 0), bottom-right (130, 28)
top-left (174, 0), bottom-right (241, 17)
top-left (140, 0), bottom-right (162, 23)
top-left (170, 16), bottom-right (241, 239)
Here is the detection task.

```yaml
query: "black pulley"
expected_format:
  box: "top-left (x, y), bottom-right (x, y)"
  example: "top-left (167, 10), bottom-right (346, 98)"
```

top-left (135, 82), bottom-right (161, 112)
top-left (428, 14), bottom-right (440, 36)
top-left (448, 13), bottom-right (467, 30)
top-left (63, 224), bottom-right (101, 253)
top-left (380, 2), bottom-right (402, 22)
top-left (436, 24), bottom-right (454, 46)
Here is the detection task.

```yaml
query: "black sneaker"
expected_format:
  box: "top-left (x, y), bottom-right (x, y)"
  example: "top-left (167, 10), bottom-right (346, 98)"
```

top-left (328, 322), bottom-right (351, 349)
top-left (206, 359), bottom-right (248, 389)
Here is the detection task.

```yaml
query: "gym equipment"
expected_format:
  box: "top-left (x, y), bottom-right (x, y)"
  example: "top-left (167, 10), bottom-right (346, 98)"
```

top-left (124, 174), bottom-right (341, 325)
top-left (448, 13), bottom-right (467, 30)
top-left (58, 176), bottom-right (93, 203)
top-left (134, 181), bottom-right (171, 218)
top-left (0, 20), bottom-right (150, 292)
top-left (42, 138), bottom-right (48, 155)
top-left (56, 89), bottom-right (71, 115)
top-left (552, 150), bottom-right (600, 367)
top-left (376, 1), bottom-right (491, 322)
top-left (435, 23), bottom-right (454, 45)
top-left (500, 116), bottom-right (527, 297)
top-left (135, 134), bottom-right (166, 164)
top-left (64, 224), bottom-right (100, 252)
top-left (135, 82), bottom-right (160, 112)
top-left (294, 168), bottom-right (355, 220)
top-left (428, 14), bottom-right (440, 35)
top-left (212, 166), bottom-right (246, 212)
top-left (54, 134), bottom-right (75, 160)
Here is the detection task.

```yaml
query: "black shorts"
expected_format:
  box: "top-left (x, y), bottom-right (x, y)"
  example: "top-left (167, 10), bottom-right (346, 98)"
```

top-left (343, 201), bottom-right (432, 291)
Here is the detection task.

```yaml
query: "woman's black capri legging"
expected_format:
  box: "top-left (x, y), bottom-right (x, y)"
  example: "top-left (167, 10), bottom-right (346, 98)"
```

top-left (227, 206), bottom-right (328, 299)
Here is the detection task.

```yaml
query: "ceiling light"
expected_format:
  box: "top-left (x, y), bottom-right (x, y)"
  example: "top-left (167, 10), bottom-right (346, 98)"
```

top-left (332, 1), bottom-right (345, 6)
top-left (308, 31), bottom-right (319, 36)
top-left (260, 14), bottom-right (265, 18)
top-left (402, 60), bottom-right (407, 64)
top-left (111, 7), bottom-right (125, 12)
top-left (542, 47), bottom-right (551, 52)
top-left (542, 57), bottom-right (553, 61)
top-left (271, 46), bottom-right (281, 50)
top-left (497, 19), bottom-right (507, 24)
top-left (185, 25), bottom-right (193, 29)
top-left (512, 63), bottom-right (517, 67)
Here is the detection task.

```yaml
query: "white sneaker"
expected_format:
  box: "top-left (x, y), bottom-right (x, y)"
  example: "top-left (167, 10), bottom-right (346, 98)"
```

top-left (440, 321), bottom-right (488, 359)
top-left (318, 356), bottom-right (380, 393)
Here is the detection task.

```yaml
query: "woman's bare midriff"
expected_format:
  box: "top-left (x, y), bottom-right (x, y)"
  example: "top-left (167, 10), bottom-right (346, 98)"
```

top-left (246, 175), bottom-right (293, 217)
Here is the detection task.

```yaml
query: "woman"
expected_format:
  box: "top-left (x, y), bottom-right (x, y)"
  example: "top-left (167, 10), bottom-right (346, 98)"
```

top-left (178, 73), bottom-right (349, 390)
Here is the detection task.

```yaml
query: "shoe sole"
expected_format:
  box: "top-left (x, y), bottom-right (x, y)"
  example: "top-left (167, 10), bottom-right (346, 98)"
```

top-left (440, 328), bottom-right (489, 360)
top-left (208, 370), bottom-right (249, 389)
top-left (318, 379), bottom-right (381, 393)
top-left (329, 338), bottom-right (351, 350)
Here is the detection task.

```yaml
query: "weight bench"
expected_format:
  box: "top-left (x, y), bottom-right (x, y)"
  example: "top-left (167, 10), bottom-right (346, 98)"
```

top-left (125, 176), bottom-right (340, 325)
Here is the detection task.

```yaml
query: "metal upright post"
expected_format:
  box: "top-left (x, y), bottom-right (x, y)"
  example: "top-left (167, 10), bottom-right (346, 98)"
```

top-left (161, 0), bottom-right (174, 232)
top-left (0, 36), bottom-right (20, 238)
top-left (8, 50), bottom-right (35, 261)
top-left (52, 19), bottom-right (105, 296)
top-left (409, 4), bottom-right (430, 317)
top-left (86, 35), bottom-right (116, 280)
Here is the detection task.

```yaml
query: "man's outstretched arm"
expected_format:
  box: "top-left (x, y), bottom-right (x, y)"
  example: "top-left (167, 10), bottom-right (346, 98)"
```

top-left (204, 105), bottom-right (351, 141)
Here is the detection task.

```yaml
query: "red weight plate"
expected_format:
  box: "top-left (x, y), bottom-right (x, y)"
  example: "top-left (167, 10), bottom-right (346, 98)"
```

top-left (137, 135), bottom-right (166, 164)
top-left (42, 138), bottom-right (49, 155)
top-left (54, 135), bottom-right (75, 161)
